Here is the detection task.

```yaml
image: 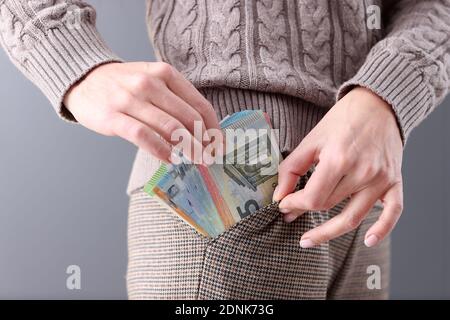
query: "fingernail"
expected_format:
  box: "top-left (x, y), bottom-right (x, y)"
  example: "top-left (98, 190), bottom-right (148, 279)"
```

top-left (283, 213), bottom-right (297, 223)
top-left (272, 186), bottom-right (281, 201)
top-left (364, 234), bottom-right (379, 247)
top-left (300, 238), bottom-right (315, 249)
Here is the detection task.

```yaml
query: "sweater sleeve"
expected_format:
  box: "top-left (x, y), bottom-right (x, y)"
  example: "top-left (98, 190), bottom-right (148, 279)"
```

top-left (0, 0), bottom-right (122, 121)
top-left (337, 0), bottom-right (450, 143)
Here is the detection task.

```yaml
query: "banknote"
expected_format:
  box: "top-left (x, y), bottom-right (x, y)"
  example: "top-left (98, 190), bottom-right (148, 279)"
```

top-left (144, 110), bottom-right (282, 237)
top-left (201, 110), bottom-right (281, 222)
top-left (146, 160), bottom-right (227, 237)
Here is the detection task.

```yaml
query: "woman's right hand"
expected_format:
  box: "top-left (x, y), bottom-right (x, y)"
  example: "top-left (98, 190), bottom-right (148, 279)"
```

top-left (64, 62), bottom-right (221, 162)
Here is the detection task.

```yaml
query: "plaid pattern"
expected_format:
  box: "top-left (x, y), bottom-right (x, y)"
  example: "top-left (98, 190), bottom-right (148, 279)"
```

top-left (127, 175), bottom-right (390, 300)
top-left (127, 194), bottom-right (208, 299)
top-left (327, 202), bottom-right (390, 299)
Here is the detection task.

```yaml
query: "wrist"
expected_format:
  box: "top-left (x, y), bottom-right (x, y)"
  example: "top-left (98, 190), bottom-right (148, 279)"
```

top-left (63, 62), bottom-right (119, 113)
top-left (349, 86), bottom-right (403, 143)
top-left (343, 86), bottom-right (394, 122)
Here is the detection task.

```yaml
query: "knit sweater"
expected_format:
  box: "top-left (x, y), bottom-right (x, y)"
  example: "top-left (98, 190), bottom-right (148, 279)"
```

top-left (1, 0), bottom-right (449, 194)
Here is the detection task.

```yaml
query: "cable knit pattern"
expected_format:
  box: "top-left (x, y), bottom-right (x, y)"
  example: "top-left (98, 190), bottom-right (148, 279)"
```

top-left (296, 0), bottom-right (334, 106)
top-left (339, 0), bottom-right (370, 77)
top-left (201, 0), bottom-right (241, 86)
top-left (1, 0), bottom-right (450, 191)
top-left (386, 0), bottom-right (449, 103)
top-left (0, 0), bottom-right (121, 120)
top-left (146, 0), bottom-right (172, 62)
top-left (155, 0), bottom-right (198, 77)
top-left (338, 0), bottom-right (450, 141)
top-left (255, 0), bottom-right (299, 96)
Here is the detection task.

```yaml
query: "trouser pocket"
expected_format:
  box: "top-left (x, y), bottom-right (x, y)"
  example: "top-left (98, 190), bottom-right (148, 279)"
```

top-left (128, 171), bottom-right (331, 300)
top-left (197, 176), bottom-right (331, 299)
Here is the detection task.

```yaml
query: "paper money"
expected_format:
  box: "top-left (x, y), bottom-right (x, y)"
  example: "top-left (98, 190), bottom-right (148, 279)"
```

top-left (201, 110), bottom-right (280, 221)
top-left (144, 110), bottom-right (282, 237)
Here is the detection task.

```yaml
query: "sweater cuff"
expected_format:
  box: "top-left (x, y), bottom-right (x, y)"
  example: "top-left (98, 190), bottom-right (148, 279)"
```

top-left (24, 23), bottom-right (122, 122)
top-left (337, 49), bottom-right (434, 144)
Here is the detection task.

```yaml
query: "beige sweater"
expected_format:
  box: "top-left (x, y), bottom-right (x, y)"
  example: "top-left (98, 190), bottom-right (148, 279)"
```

top-left (1, 0), bottom-right (449, 194)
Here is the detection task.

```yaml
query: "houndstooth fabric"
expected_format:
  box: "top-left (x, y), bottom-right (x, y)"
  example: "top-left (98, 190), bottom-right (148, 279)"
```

top-left (127, 174), bottom-right (390, 300)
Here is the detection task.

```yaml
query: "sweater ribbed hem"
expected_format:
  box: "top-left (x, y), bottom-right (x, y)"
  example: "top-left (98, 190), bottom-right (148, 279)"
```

top-left (337, 49), bottom-right (434, 144)
top-left (24, 23), bottom-right (122, 121)
top-left (126, 87), bottom-right (327, 195)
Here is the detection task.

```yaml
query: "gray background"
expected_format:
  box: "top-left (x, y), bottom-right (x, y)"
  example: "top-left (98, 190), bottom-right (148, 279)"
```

top-left (0, 0), bottom-right (448, 299)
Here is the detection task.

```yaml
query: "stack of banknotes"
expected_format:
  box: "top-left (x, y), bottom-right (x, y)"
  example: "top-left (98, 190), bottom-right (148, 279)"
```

top-left (144, 110), bottom-right (282, 237)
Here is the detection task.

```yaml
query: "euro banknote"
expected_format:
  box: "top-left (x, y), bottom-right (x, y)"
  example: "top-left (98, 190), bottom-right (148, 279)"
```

top-left (144, 110), bottom-right (282, 237)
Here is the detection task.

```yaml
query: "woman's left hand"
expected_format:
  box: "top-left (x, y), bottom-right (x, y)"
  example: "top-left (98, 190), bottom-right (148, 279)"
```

top-left (273, 86), bottom-right (404, 248)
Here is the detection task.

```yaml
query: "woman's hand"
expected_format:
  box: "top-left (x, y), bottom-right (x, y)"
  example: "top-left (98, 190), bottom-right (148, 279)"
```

top-left (273, 87), bottom-right (404, 248)
top-left (64, 62), bottom-right (221, 162)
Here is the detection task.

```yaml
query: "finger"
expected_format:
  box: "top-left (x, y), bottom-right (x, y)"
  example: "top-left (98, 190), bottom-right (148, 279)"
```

top-left (299, 183), bottom-right (383, 248)
top-left (278, 158), bottom-right (345, 213)
top-left (111, 113), bottom-right (172, 162)
top-left (148, 83), bottom-right (210, 145)
top-left (325, 166), bottom-right (381, 208)
top-left (125, 101), bottom-right (204, 163)
top-left (125, 70), bottom-right (210, 146)
top-left (273, 140), bottom-right (317, 201)
top-left (144, 62), bottom-right (220, 138)
top-left (323, 173), bottom-right (359, 210)
top-left (126, 101), bottom-right (187, 145)
top-left (364, 182), bottom-right (403, 247)
top-left (156, 63), bottom-right (221, 132)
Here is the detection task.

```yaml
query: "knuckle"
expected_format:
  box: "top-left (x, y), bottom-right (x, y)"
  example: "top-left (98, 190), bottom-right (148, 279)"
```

top-left (153, 62), bottom-right (174, 79)
top-left (387, 170), bottom-right (397, 183)
top-left (156, 89), bottom-right (171, 106)
top-left (344, 214), bottom-right (362, 230)
top-left (161, 118), bottom-right (183, 135)
top-left (196, 100), bottom-right (214, 116)
top-left (109, 91), bottom-right (134, 111)
top-left (129, 123), bottom-right (148, 142)
top-left (333, 152), bottom-right (351, 170)
top-left (391, 201), bottom-right (404, 214)
top-left (303, 196), bottom-right (324, 211)
top-left (185, 112), bottom-right (204, 129)
top-left (361, 164), bottom-right (378, 179)
top-left (322, 200), bottom-right (335, 211)
top-left (151, 140), bottom-right (170, 158)
top-left (130, 73), bottom-right (153, 92)
top-left (378, 169), bottom-right (393, 184)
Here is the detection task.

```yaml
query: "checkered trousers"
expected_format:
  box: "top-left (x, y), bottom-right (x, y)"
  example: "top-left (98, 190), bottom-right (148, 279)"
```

top-left (126, 173), bottom-right (390, 300)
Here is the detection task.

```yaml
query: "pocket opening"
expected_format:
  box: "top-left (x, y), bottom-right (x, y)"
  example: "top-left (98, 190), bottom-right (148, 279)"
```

top-left (209, 201), bottom-right (282, 242)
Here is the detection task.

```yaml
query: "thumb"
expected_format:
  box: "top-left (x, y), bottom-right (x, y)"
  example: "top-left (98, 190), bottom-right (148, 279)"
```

top-left (273, 141), bottom-right (317, 201)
